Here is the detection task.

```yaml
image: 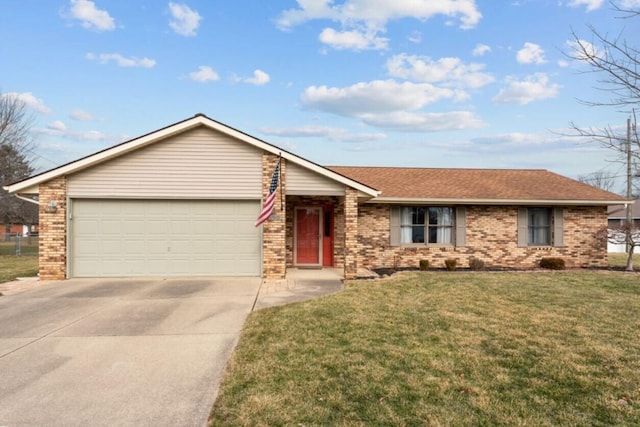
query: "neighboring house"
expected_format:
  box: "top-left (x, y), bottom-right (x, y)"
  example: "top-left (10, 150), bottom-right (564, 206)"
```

top-left (607, 202), bottom-right (640, 253)
top-left (3, 114), bottom-right (629, 281)
top-left (1, 223), bottom-right (39, 236)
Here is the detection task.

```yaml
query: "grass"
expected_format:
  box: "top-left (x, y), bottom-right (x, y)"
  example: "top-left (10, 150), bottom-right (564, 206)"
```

top-left (0, 255), bottom-right (38, 284)
top-left (210, 271), bottom-right (640, 426)
top-left (0, 239), bottom-right (38, 256)
top-left (608, 252), bottom-right (640, 269)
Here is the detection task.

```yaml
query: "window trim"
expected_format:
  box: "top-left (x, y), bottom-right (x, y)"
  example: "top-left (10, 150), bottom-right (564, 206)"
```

top-left (390, 206), bottom-right (465, 247)
top-left (517, 207), bottom-right (564, 247)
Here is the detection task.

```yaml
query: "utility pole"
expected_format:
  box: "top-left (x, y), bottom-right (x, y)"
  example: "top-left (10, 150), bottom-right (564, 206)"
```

top-left (626, 117), bottom-right (632, 253)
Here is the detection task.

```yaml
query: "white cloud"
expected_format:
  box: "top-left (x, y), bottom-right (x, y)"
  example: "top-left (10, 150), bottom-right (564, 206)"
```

top-left (1, 92), bottom-right (52, 114)
top-left (188, 66), bottom-right (219, 82)
top-left (67, 0), bottom-right (115, 31)
top-left (168, 2), bottom-right (202, 36)
top-left (47, 120), bottom-right (67, 132)
top-left (244, 69), bottom-right (270, 86)
top-left (557, 59), bottom-right (570, 68)
top-left (35, 124), bottom-right (107, 142)
top-left (566, 39), bottom-right (601, 61)
top-left (302, 80), bottom-right (458, 116)
top-left (80, 130), bottom-right (107, 141)
top-left (38, 121), bottom-right (106, 142)
top-left (387, 54), bottom-right (494, 89)
top-left (516, 42), bottom-right (547, 64)
top-left (69, 109), bottom-right (95, 121)
top-left (492, 73), bottom-right (560, 105)
top-left (565, 0), bottom-right (604, 11)
top-left (86, 52), bottom-right (156, 68)
top-left (408, 31), bottom-right (422, 44)
top-left (259, 125), bottom-right (386, 142)
top-left (300, 79), bottom-right (485, 132)
top-left (619, 0), bottom-right (640, 7)
top-left (319, 27), bottom-right (388, 50)
top-left (359, 111), bottom-right (487, 132)
top-left (276, 0), bottom-right (480, 51)
top-left (472, 43), bottom-right (491, 57)
top-left (276, 0), bottom-right (482, 30)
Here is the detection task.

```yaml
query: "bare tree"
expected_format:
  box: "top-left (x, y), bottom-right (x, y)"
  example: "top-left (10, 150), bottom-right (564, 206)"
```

top-left (567, 2), bottom-right (640, 270)
top-left (566, 1), bottom-right (640, 175)
top-left (0, 91), bottom-right (37, 237)
top-left (577, 169), bottom-right (620, 193)
top-left (600, 224), bottom-right (640, 271)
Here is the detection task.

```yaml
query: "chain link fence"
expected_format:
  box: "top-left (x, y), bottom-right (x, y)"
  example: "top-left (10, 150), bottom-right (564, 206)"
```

top-left (1, 233), bottom-right (39, 256)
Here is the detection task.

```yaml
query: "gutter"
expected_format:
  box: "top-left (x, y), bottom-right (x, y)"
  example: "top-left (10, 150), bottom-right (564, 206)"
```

top-left (366, 197), bottom-right (633, 206)
top-left (15, 194), bottom-right (40, 205)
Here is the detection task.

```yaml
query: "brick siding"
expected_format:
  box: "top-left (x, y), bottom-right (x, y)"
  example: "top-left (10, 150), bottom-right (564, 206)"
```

top-left (344, 186), bottom-right (359, 278)
top-left (261, 153), bottom-right (287, 279)
top-left (357, 204), bottom-right (608, 270)
top-left (38, 177), bottom-right (67, 280)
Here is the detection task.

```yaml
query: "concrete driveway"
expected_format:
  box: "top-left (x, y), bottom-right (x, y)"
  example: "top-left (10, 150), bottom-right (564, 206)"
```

top-left (0, 277), bottom-right (262, 427)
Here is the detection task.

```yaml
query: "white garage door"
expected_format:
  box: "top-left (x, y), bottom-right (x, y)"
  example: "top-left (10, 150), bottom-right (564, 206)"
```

top-left (71, 199), bottom-right (261, 277)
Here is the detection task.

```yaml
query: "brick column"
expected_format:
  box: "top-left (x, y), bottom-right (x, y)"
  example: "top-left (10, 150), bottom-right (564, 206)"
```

top-left (39, 177), bottom-right (67, 280)
top-left (344, 186), bottom-right (358, 279)
top-left (261, 153), bottom-right (286, 279)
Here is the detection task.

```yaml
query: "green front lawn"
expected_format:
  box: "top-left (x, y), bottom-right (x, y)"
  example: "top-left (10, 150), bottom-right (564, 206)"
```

top-left (0, 255), bottom-right (38, 284)
top-left (210, 271), bottom-right (640, 426)
top-left (608, 252), bottom-right (640, 269)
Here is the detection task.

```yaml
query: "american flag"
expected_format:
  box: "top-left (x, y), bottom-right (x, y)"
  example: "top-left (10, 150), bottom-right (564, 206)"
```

top-left (254, 156), bottom-right (281, 227)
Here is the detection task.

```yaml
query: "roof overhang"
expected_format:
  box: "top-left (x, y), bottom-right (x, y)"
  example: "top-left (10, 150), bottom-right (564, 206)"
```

top-left (3, 114), bottom-right (380, 199)
top-left (368, 197), bottom-right (633, 206)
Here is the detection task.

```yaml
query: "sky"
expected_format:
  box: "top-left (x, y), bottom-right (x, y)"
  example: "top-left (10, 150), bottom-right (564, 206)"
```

top-left (1, 0), bottom-right (639, 193)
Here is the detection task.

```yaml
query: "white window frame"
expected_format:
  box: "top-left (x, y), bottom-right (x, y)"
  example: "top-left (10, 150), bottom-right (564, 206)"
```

top-left (390, 206), bottom-right (466, 247)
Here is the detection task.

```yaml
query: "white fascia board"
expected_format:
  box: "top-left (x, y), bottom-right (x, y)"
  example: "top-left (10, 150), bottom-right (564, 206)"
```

top-left (5, 114), bottom-right (380, 198)
top-left (368, 197), bottom-right (631, 206)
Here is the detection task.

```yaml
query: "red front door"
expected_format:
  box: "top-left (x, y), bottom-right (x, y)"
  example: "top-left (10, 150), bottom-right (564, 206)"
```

top-left (295, 207), bottom-right (321, 265)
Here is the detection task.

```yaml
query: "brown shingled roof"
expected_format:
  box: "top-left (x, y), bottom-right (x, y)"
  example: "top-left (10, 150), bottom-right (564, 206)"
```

top-left (328, 166), bottom-right (628, 204)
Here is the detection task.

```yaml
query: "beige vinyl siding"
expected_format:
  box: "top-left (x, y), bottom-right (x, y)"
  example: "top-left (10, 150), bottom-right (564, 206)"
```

top-left (68, 126), bottom-right (262, 198)
top-left (286, 162), bottom-right (345, 196)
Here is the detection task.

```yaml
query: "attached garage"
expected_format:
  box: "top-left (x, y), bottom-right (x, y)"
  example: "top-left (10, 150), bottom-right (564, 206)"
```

top-left (70, 199), bottom-right (261, 277)
top-left (60, 119), bottom-right (266, 278)
top-left (4, 114), bottom-right (379, 281)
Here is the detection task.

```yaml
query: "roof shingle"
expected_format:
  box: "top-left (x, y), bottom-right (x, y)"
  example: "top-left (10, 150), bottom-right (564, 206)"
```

top-left (328, 166), bottom-right (627, 203)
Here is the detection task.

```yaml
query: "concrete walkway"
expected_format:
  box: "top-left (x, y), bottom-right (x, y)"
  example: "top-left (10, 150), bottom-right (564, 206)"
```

top-left (254, 268), bottom-right (344, 310)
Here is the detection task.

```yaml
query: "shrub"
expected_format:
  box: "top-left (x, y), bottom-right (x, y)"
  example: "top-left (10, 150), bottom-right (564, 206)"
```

top-left (469, 258), bottom-right (485, 271)
top-left (419, 260), bottom-right (430, 271)
top-left (444, 259), bottom-right (457, 271)
top-left (540, 257), bottom-right (566, 270)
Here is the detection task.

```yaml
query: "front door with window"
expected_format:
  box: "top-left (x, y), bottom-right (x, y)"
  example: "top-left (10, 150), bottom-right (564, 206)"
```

top-left (295, 207), bottom-right (322, 266)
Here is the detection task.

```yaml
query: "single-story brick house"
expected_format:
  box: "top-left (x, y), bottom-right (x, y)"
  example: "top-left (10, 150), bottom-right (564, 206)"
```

top-left (4, 114), bottom-right (629, 280)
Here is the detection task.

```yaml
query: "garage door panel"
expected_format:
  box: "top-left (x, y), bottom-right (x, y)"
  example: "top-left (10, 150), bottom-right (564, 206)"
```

top-left (72, 199), bottom-right (260, 277)
top-left (103, 240), bottom-right (124, 255)
top-left (147, 220), bottom-right (168, 234)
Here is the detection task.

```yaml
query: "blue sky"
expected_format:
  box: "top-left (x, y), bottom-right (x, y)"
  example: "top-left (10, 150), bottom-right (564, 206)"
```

top-left (1, 0), bottom-right (638, 192)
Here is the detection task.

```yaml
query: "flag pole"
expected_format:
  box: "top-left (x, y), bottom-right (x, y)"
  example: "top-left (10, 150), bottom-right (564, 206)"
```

top-left (278, 152), bottom-right (283, 211)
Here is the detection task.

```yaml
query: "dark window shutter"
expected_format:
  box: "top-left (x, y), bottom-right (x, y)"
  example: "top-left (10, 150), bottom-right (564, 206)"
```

top-left (517, 208), bottom-right (528, 247)
top-left (553, 208), bottom-right (564, 247)
top-left (390, 206), bottom-right (400, 246)
top-left (455, 207), bottom-right (466, 247)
